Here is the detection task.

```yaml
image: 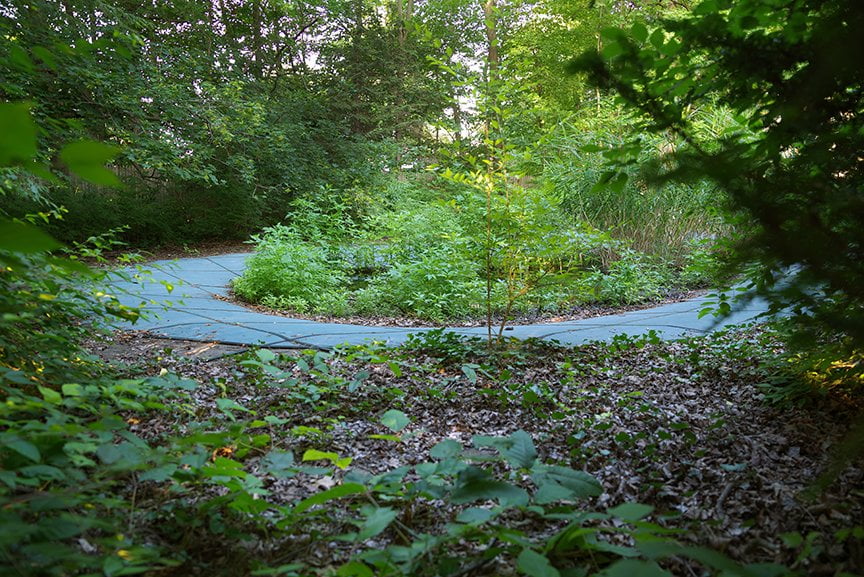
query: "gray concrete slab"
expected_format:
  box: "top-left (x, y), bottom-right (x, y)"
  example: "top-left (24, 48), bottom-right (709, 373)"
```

top-left (144, 323), bottom-right (290, 347)
top-left (102, 253), bottom-right (774, 350)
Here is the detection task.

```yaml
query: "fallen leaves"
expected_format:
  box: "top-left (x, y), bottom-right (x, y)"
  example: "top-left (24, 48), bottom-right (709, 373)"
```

top-left (85, 327), bottom-right (864, 575)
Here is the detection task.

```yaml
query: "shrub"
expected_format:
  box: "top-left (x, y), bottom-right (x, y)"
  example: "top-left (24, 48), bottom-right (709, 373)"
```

top-left (354, 245), bottom-right (490, 322)
top-left (680, 237), bottom-right (726, 288)
top-left (284, 185), bottom-right (361, 244)
top-left (371, 202), bottom-right (470, 262)
top-left (583, 249), bottom-right (673, 305)
top-left (232, 225), bottom-right (347, 314)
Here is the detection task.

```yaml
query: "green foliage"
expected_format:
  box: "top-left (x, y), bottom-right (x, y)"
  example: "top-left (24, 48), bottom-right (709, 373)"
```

top-left (282, 183), bottom-right (372, 245)
top-left (355, 244), bottom-right (489, 322)
top-left (0, 15), bottom-right (803, 577)
top-left (0, 1), bottom-right (405, 246)
top-left (680, 238), bottom-right (726, 288)
top-left (570, 0), bottom-right (864, 350)
top-left (583, 249), bottom-right (674, 306)
top-left (534, 111), bottom-right (727, 260)
top-left (233, 225), bottom-right (348, 315)
top-left (571, 0), bottom-right (864, 478)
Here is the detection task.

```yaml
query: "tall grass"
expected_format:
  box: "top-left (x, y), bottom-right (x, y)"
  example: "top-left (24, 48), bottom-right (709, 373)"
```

top-left (534, 109), bottom-right (729, 263)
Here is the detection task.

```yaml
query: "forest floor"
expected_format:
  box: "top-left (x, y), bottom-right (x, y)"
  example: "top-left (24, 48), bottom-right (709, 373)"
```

top-left (85, 326), bottom-right (864, 576)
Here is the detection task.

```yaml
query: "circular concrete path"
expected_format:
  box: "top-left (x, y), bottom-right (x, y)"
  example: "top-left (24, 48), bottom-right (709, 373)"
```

top-left (104, 253), bottom-right (770, 350)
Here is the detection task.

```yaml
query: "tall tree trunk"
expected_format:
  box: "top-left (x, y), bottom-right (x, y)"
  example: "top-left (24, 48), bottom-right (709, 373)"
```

top-left (252, 0), bottom-right (263, 79)
top-left (482, 0), bottom-right (500, 141)
top-left (483, 0), bottom-right (499, 78)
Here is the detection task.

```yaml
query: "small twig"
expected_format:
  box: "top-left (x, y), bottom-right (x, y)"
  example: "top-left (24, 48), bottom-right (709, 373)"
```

top-left (128, 477), bottom-right (138, 532)
top-left (714, 481), bottom-right (735, 518)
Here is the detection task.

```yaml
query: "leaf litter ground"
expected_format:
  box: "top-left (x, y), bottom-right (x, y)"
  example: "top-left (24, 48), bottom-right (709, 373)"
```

top-left (86, 326), bottom-right (864, 576)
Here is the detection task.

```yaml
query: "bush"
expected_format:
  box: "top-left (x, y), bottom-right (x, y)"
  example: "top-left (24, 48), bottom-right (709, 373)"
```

top-left (232, 225), bottom-right (347, 314)
top-left (354, 245), bottom-right (490, 322)
top-left (583, 249), bottom-right (673, 305)
top-left (371, 201), bottom-right (470, 262)
top-left (680, 237), bottom-right (726, 288)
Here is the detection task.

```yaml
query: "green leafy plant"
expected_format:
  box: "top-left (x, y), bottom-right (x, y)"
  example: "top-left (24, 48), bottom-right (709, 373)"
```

top-left (354, 244), bottom-right (488, 322)
top-left (583, 249), bottom-right (673, 305)
top-left (233, 225), bottom-right (348, 314)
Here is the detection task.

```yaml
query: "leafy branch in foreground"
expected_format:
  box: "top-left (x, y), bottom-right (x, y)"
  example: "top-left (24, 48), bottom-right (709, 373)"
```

top-left (570, 0), bottom-right (864, 353)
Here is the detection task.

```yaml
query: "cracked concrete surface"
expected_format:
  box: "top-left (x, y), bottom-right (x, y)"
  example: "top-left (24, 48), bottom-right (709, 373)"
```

top-left (103, 253), bottom-right (772, 350)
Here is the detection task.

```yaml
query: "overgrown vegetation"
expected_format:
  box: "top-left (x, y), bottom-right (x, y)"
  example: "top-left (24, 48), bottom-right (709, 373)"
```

top-left (232, 168), bottom-right (721, 324)
top-left (3, 0), bottom-right (864, 574)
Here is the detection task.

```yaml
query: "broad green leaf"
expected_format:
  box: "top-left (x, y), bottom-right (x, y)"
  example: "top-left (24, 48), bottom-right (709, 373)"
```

top-left (461, 363), bottom-right (478, 383)
top-left (139, 464), bottom-right (177, 482)
top-left (96, 444), bottom-right (126, 465)
top-left (229, 492), bottom-right (270, 514)
top-left (302, 449), bottom-right (351, 469)
top-left (260, 450), bottom-right (295, 477)
top-left (201, 457), bottom-right (247, 479)
top-left (693, 0), bottom-right (719, 15)
top-left (61, 384), bottom-right (84, 397)
top-left (0, 220), bottom-right (62, 254)
top-left (19, 465), bottom-right (66, 481)
top-left (473, 430), bottom-right (537, 469)
top-left (303, 449), bottom-right (339, 462)
top-left (0, 102), bottom-right (37, 165)
top-left (336, 561), bottom-right (375, 577)
top-left (451, 476), bottom-right (529, 507)
top-left (38, 386), bottom-right (62, 404)
top-left (59, 140), bottom-right (121, 186)
top-left (264, 415), bottom-right (290, 426)
top-left (294, 482), bottom-right (365, 514)
top-left (608, 502), bottom-right (654, 522)
top-left (216, 398), bottom-right (253, 413)
top-left (534, 481), bottom-right (574, 505)
top-left (517, 549), bottom-right (560, 577)
top-left (6, 439), bottom-right (41, 462)
top-left (602, 41), bottom-right (626, 60)
top-left (380, 409), bottom-right (410, 433)
top-left (257, 349), bottom-right (278, 363)
top-left (631, 22), bottom-right (649, 43)
top-left (456, 507), bottom-right (496, 524)
top-left (356, 506), bottom-right (398, 540)
top-left (537, 466), bottom-right (602, 501)
top-left (430, 439), bottom-right (462, 459)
